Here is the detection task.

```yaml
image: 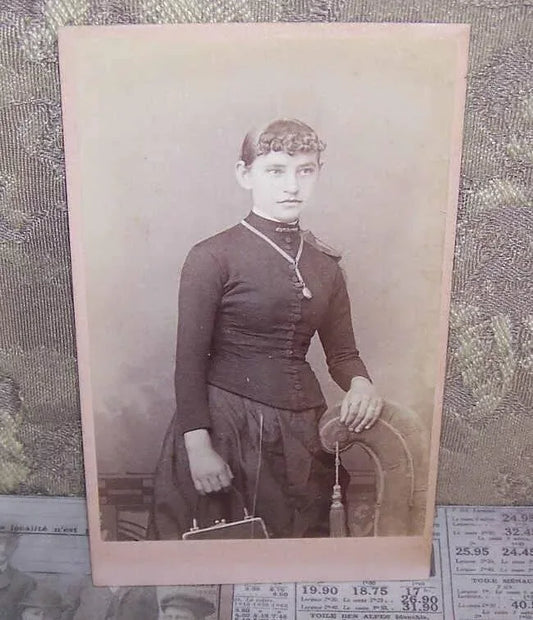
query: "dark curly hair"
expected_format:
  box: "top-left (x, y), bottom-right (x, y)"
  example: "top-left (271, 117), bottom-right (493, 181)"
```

top-left (240, 118), bottom-right (326, 166)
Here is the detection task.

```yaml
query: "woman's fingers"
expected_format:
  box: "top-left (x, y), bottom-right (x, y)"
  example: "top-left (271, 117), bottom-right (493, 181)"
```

top-left (340, 395), bottom-right (350, 423)
top-left (209, 475), bottom-right (223, 493)
top-left (196, 464), bottom-right (233, 495)
top-left (193, 478), bottom-right (205, 495)
top-left (356, 402), bottom-right (377, 431)
top-left (349, 396), bottom-right (369, 432)
top-left (364, 399), bottom-right (383, 429)
top-left (217, 466), bottom-right (233, 489)
top-left (356, 397), bottom-right (377, 431)
top-left (358, 398), bottom-right (383, 431)
top-left (188, 444), bottom-right (234, 495)
top-left (346, 397), bottom-right (383, 433)
top-left (342, 394), bottom-right (361, 425)
top-left (201, 477), bottom-right (215, 494)
top-left (194, 475), bottom-right (217, 494)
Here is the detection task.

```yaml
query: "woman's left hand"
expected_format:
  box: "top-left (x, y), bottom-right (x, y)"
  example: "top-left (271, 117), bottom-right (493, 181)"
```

top-left (339, 376), bottom-right (383, 433)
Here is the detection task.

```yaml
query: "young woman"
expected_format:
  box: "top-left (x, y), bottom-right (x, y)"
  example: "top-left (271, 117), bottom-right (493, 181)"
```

top-left (151, 119), bottom-right (383, 539)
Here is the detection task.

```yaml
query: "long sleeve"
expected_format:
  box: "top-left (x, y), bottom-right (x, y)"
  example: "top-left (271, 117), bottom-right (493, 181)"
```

top-left (174, 244), bottom-right (225, 433)
top-left (318, 266), bottom-right (370, 391)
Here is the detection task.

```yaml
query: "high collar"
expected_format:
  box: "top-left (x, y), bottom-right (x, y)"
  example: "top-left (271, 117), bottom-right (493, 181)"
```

top-left (245, 211), bottom-right (301, 235)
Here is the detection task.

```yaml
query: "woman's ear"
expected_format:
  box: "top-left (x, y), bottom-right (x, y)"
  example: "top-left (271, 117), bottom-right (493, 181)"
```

top-left (235, 160), bottom-right (252, 190)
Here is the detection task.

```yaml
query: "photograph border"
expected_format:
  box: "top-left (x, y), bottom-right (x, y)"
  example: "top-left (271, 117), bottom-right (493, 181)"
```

top-left (58, 21), bottom-right (469, 585)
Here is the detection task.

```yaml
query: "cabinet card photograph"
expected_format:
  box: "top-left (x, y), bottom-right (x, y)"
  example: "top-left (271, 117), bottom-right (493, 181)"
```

top-left (59, 22), bottom-right (469, 585)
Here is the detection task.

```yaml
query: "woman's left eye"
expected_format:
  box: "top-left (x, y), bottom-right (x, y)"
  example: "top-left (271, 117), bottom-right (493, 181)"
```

top-left (299, 167), bottom-right (315, 175)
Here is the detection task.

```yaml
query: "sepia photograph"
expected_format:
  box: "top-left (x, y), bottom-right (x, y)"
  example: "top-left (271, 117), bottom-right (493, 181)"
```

top-left (58, 22), bottom-right (468, 584)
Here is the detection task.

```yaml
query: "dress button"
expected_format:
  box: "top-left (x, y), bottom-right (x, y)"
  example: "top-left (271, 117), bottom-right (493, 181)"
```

top-left (294, 383), bottom-right (302, 390)
top-left (284, 235), bottom-right (292, 243)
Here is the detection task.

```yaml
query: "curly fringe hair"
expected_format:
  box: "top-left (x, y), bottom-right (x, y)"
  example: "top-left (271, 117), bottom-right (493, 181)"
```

top-left (240, 119), bottom-right (326, 166)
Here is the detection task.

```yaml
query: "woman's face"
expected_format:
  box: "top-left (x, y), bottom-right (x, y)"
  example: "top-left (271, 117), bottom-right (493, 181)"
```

top-left (236, 150), bottom-right (320, 222)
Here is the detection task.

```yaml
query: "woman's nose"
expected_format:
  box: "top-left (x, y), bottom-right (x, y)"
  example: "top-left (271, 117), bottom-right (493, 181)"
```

top-left (283, 171), bottom-right (299, 193)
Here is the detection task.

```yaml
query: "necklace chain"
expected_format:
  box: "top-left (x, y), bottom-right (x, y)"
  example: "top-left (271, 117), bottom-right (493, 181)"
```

top-left (240, 220), bottom-right (312, 299)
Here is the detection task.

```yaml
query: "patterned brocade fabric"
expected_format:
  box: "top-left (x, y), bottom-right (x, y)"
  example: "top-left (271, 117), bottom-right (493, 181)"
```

top-left (0, 0), bottom-right (531, 504)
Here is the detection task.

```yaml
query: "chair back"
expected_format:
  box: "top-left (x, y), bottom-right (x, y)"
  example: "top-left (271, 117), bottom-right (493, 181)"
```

top-left (319, 400), bottom-right (429, 536)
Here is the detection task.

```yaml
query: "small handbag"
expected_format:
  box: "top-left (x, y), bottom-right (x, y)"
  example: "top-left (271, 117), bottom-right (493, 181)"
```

top-left (182, 487), bottom-right (269, 540)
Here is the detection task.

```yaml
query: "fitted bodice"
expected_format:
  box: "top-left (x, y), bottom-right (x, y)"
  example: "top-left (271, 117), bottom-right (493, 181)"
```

top-left (174, 212), bottom-right (369, 433)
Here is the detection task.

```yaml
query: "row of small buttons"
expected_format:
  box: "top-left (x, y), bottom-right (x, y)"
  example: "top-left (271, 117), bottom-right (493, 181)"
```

top-left (282, 235), bottom-right (298, 257)
top-left (286, 246), bottom-right (304, 395)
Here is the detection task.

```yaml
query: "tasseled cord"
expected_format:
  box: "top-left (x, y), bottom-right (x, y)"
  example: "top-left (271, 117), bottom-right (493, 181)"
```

top-left (329, 441), bottom-right (348, 537)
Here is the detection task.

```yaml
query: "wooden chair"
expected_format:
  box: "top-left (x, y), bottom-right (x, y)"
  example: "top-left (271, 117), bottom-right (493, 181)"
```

top-left (319, 400), bottom-right (429, 536)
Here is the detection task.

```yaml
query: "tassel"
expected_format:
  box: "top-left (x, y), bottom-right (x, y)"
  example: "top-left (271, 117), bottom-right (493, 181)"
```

top-left (329, 442), bottom-right (347, 537)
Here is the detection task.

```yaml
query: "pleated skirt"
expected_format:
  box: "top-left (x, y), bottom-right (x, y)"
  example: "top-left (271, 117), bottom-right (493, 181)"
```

top-left (150, 385), bottom-right (344, 539)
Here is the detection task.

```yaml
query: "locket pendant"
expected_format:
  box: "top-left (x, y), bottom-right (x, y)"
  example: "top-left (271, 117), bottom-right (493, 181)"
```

top-left (302, 286), bottom-right (313, 300)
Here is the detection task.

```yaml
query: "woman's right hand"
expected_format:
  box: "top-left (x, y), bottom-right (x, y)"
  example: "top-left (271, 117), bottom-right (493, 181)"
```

top-left (183, 429), bottom-right (233, 495)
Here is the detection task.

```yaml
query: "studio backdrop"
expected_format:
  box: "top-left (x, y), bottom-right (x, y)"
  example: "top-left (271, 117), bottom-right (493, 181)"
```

top-left (69, 27), bottom-right (457, 474)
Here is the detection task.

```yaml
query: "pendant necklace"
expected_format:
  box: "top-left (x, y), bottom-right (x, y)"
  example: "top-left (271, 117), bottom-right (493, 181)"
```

top-left (240, 219), bottom-right (313, 299)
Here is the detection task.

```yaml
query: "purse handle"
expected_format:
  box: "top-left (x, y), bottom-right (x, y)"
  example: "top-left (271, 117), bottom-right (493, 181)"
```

top-left (191, 412), bottom-right (264, 529)
top-left (191, 484), bottom-right (253, 531)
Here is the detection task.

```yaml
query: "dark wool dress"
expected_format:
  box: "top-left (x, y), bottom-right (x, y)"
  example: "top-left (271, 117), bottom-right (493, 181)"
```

top-left (151, 211), bottom-right (369, 539)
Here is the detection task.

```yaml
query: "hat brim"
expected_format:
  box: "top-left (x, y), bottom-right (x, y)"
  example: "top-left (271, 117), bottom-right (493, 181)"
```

top-left (160, 594), bottom-right (215, 618)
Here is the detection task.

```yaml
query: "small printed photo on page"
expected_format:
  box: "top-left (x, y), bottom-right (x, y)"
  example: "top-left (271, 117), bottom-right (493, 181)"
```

top-left (58, 22), bottom-right (469, 585)
top-left (0, 496), bottom-right (233, 619)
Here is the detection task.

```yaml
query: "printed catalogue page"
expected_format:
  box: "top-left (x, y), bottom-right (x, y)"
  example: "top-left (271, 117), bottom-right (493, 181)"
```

top-left (1, 497), bottom-right (532, 618)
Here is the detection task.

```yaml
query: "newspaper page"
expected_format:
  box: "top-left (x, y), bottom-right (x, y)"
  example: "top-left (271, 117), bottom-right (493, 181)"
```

top-left (0, 496), bottom-right (230, 619)
top-left (234, 513), bottom-right (446, 619)
top-left (443, 506), bottom-right (533, 619)
top-left (1, 497), bottom-right (532, 619)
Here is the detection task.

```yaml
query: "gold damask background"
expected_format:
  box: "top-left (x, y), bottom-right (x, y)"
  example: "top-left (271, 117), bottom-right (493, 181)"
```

top-left (0, 0), bottom-right (531, 505)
